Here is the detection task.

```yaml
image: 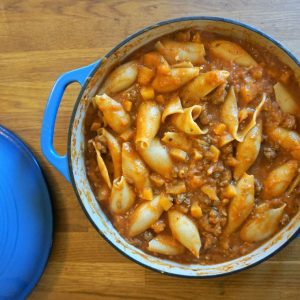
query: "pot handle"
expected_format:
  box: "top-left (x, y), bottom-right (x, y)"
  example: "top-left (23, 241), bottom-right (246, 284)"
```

top-left (41, 61), bottom-right (100, 182)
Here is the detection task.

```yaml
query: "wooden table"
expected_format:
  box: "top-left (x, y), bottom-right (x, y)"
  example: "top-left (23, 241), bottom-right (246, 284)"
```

top-left (1, 0), bottom-right (299, 299)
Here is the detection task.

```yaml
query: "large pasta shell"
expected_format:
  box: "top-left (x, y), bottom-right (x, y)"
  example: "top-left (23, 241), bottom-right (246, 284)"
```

top-left (92, 141), bottom-right (111, 189)
top-left (152, 67), bottom-right (200, 93)
top-left (161, 95), bottom-right (183, 123)
top-left (147, 234), bottom-right (185, 256)
top-left (171, 105), bottom-right (208, 135)
top-left (110, 176), bottom-right (136, 214)
top-left (101, 128), bottom-right (122, 178)
top-left (128, 195), bottom-right (164, 237)
top-left (234, 120), bottom-right (262, 180)
top-left (101, 61), bottom-right (138, 94)
top-left (161, 132), bottom-right (192, 152)
top-left (224, 173), bottom-right (254, 236)
top-left (168, 210), bottom-right (201, 258)
top-left (135, 101), bottom-right (161, 149)
top-left (274, 82), bottom-right (300, 117)
top-left (263, 160), bottom-right (298, 199)
top-left (138, 138), bottom-right (173, 178)
top-left (268, 127), bottom-right (300, 160)
top-left (180, 70), bottom-right (230, 106)
top-left (122, 142), bottom-right (153, 200)
top-left (155, 39), bottom-right (206, 65)
top-left (240, 204), bottom-right (286, 242)
top-left (95, 94), bottom-right (131, 134)
top-left (220, 86), bottom-right (238, 140)
top-left (209, 40), bottom-right (257, 67)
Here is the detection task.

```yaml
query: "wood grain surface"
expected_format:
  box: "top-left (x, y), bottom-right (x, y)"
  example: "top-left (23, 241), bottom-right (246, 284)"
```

top-left (0, 0), bottom-right (299, 299)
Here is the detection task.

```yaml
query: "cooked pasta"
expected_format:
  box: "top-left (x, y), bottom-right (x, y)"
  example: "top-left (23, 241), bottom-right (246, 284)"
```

top-left (155, 39), bottom-right (206, 65)
top-left (273, 82), bottom-right (300, 116)
top-left (223, 173), bottom-right (254, 236)
top-left (138, 138), bottom-right (173, 178)
top-left (208, 40), bottom-right (257, 67)
top-left (268, 127), bottom-right (300, 160)
top-left (220, 86), bottom-right (238, 143)
top-left (234, 120), bottom-right (262, 180)
top-left (171, 105), bottom-right (208, 135)
top-left (180, 70), bottom-right (230, 106)
top-left (161, 95), bottom-right (183, 122)
top-left (95, 94), bottom-right (131, 134)
top-left (161, 132), bottom-right (192, 151)
top-left (147, 234), bottom-right (185, 255)
top-left (100, 61), bottom-right (138, 94)
top-left (84, 29), bottom-right (300, 264)
top-left (262, 160), bottom-right (298, 199)
top-left (152, 67), bottom-right (200, 93)
top-left (168, 210), bottom-right (201, 258)
top-left (110, 176), bottom-right (136, 214)
top-left (121, 142), bottom-right (153, 200)
top-left (101, 128), bottom-right (122, 179)
top-left (135, 101), bottom-right (161, 149)
top-left (92, 141), bottom-right (112, 189)
top-left (128, 195), bottom-right (164, 237)
top-left (240, 204), bottom-right (286, 242)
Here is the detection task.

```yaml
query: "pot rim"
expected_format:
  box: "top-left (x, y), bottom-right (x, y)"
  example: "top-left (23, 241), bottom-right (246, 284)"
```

top-left (67, 16), bottom-right (300, 278)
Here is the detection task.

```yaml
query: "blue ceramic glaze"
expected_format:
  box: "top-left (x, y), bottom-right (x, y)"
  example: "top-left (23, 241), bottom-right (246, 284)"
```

top-left (41, 61), bottom-right (100, 182)
top-left (0, 125), bottom-right (53, 298)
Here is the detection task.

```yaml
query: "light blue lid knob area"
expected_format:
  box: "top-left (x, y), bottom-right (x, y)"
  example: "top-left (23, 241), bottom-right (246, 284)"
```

top-left (0, 126), bottom-right (53, 299)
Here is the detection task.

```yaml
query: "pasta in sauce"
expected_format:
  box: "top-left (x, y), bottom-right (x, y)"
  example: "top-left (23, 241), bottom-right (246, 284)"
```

top-left (84, 29), bottom-right (300, 264)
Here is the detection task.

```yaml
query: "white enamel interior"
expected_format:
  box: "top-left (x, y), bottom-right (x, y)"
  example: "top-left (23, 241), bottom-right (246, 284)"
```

top-left (69, 18), bottom-right (300, 277)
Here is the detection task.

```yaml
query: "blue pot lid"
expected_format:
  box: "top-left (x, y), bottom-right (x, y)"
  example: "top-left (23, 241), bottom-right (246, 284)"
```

top-left (0, 125), bottom-right (53, 299)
